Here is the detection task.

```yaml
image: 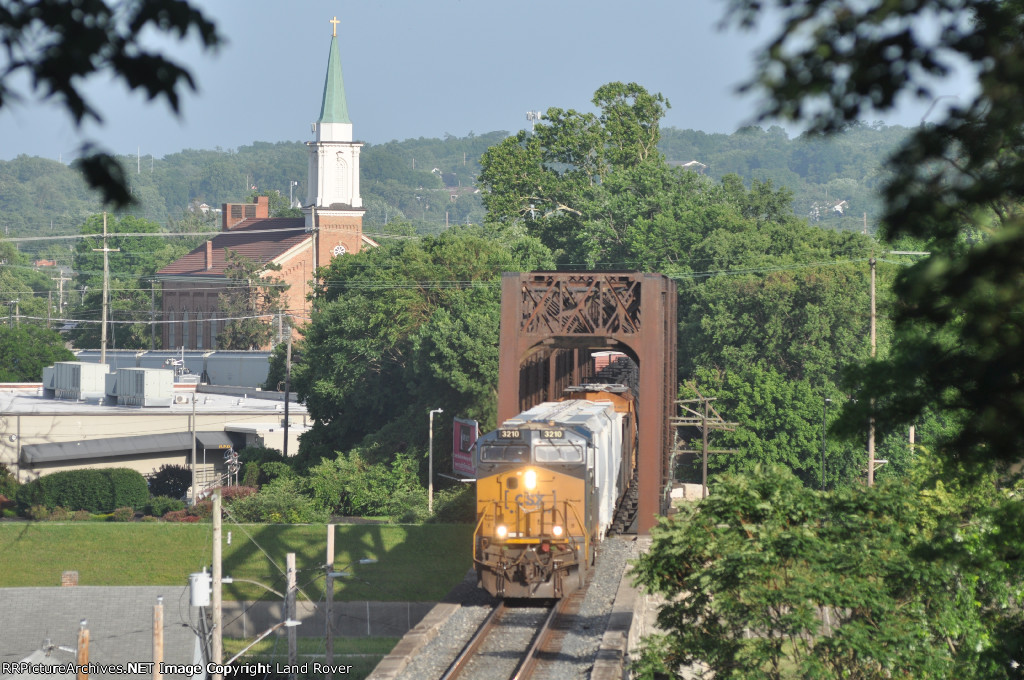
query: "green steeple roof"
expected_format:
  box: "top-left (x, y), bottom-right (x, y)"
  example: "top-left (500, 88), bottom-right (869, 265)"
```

top-left (318, 36), bottom-right (350, 124)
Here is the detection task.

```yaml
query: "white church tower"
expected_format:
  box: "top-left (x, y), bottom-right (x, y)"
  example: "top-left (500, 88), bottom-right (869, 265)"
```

top-left (305, 17), bottom-right (365, 261)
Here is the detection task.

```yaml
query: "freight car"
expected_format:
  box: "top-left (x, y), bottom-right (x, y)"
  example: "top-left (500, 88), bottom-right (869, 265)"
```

top-left (473, 385), bottom-right (636, 598)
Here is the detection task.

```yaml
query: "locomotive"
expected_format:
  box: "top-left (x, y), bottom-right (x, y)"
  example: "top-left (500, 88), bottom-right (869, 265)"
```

top-left (473, 385), bottom-right (636, 598)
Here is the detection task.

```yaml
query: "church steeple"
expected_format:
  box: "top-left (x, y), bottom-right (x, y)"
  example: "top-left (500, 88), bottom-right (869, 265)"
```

top-left (314, 16), bottom-right (352, 143)
top-left (305, 15), bottom-right (364, 257)
top-left (318, 31), bottom-right (350, 125)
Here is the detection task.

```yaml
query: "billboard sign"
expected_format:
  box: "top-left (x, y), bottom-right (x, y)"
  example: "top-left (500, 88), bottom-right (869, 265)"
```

top-left (453, 418), bottom-right (478, 477)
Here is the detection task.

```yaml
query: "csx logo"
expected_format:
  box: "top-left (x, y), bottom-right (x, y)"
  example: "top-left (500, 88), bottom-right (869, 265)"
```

top-left (506, 490), bottom-right (557, 512)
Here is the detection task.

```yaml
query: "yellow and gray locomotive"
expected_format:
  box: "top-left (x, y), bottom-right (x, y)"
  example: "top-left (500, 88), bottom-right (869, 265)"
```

top-left (473, 385), bottom-right (636, 598)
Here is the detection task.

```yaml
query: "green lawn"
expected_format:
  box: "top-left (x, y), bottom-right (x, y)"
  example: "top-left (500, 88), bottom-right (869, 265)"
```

top-left (0, 522), bottom-right (473, 601)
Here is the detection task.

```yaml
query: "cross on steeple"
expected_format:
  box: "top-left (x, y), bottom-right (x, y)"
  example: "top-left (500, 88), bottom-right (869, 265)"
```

top-left (330, 16), bottom-right (340, 37)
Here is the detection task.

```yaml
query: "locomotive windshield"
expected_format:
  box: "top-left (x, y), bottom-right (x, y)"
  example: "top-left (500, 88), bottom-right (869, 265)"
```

top-left (534, 442), bottom-right (583, 462)
top-left (481, 444), bottom-right (529, 462)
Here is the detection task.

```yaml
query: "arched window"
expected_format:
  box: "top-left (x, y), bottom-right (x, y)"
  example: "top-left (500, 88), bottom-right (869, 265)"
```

top-left (196, 311), bottom-right (205, 350)
top-left (335, 154), bottom-right (348, 201)
top-left (168, 309), bottom-right (176, 348)
top-left (182, 310), bottom-right (190, 349)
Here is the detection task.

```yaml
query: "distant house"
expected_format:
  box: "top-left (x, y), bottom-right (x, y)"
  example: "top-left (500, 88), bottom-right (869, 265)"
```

top-left (155, 26), bottom-right (376, 351)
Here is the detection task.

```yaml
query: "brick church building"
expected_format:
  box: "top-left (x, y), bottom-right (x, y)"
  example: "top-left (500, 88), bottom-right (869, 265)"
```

top-left (156, 21), bottom-right (374, 350)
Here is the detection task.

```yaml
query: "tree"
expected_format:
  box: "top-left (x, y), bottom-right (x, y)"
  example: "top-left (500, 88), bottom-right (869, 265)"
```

top-left (723, 0), bottom-right (1024, 472)
top-left (293, 226), bottom-right (554, 465)
top-left (631, 1), bottom-right (1024, 676)
top-left (66, 214), bottom-right (188, 349)
top-left (632, 464), bottom-right (1024, 679)
top-left (216, 250), bottom-right (288, 350)
top-left (0, 0), bottom-right (221, 205)
top-left (478, 82), bottom-right (673, 266)
top-left (0, 324), bottom-right (74, 381)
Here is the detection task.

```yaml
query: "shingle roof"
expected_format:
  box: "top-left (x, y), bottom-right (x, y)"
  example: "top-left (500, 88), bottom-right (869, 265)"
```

top-left (157, 218), bottom-right (307, 277)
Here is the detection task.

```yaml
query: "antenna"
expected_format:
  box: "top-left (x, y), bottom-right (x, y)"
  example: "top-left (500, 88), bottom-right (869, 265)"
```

top-left (525, 111), bottom-right (543, 131)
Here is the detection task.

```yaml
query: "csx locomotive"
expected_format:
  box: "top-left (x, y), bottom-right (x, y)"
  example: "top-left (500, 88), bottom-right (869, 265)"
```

top-left (473, 385), bottom-right (636, 598)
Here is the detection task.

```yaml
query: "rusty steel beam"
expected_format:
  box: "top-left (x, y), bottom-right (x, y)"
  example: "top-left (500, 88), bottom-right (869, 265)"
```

top-left (497, 271), bottom-right (677, 533)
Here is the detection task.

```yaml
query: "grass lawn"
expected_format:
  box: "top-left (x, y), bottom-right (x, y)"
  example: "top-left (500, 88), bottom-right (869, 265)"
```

top-left (0, 522), bottom-right (473, 601)
top-left (223, 636), bottom-right (399, 680)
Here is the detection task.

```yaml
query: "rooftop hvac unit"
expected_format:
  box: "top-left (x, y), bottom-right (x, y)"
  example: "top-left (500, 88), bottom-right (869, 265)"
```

top-left (115, 368), bottom-right (173, 407)
top-left (52, 361), bottom-right (108, 401)
top-left (174, 394), bottom-right (191, 405)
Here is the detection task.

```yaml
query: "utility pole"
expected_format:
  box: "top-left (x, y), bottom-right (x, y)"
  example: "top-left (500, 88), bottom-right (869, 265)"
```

top-left (150, 283), bottom-right (157, 351)
top-left (325, 525), bottom-right (335, 680)
top-left (286, 552), bottom-right (297, 677)
top-left (673, 384), bottom-right (738, 499)
top-left (191, 394), bottom-right (198, 504)
top-left (93, 212), bottom-right (119, 366)
top-left (153, 596), bottom-right (164, 680)
top-left (212, 492), bottom-right (223, 680)
top-left (283, 333), bottom-right (292, 457)
top-left (868, 256), bottom-right (877, 486)
top-left (76, 620), bottom-right (89, 680)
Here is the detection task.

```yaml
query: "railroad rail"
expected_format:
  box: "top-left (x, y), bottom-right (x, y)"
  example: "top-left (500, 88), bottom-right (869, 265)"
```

top-left (440, 598), bottom-right (569, 680)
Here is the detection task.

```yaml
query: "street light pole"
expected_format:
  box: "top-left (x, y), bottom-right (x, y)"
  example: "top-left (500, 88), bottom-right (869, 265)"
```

top-left (428, 408), bottom-right (443, 515)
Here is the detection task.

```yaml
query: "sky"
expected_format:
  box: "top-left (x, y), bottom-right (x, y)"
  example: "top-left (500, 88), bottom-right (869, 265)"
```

top-left (0, 0), bottom-right (977, 163)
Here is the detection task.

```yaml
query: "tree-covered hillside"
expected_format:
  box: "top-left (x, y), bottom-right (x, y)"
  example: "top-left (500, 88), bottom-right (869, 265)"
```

top-left (0, 123), bottom-right (906, 259)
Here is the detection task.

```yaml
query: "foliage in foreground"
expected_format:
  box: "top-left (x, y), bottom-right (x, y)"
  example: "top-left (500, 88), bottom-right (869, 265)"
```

top-left (632, 465), bottom-right (1024, 679)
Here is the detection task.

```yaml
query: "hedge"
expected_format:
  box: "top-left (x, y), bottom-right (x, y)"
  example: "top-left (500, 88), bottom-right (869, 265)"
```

top-left (17, 468), bottom-right (149, 514)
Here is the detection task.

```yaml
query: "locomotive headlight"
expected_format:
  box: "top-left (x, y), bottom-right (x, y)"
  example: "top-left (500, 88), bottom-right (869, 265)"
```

top-left (495, 524), bottom-right (508, 539)
top-left (552, 525), bottom-right (563, 537)
top-left (524, 469), bottom-right (537, 490)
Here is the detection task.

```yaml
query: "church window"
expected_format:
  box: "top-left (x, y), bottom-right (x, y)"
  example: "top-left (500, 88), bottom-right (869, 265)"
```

top-left (168, 309), bottom-right (176, 348)
top-left (182, 310), bottom-right (190, 349)
top-left (335, 155), bottom-right (348, 201)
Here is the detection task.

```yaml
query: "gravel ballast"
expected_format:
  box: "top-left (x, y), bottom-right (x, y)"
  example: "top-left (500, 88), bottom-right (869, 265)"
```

top-left (388, 536), bottom-right (635, 680)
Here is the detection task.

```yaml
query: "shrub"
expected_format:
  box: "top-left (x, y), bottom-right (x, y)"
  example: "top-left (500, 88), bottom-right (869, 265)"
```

top-left (2, 508), bottom-right (17, 518)
top-left (16, 468), bottom-right (148, 513)
top-left (141, 515), bottom-right (159, 522)
top-left (0, 463), bottom-right (18, 500)
top-left (148, 464), bottom-right (191, 499)
top-left (210, 486), bottom-right (257, 503)
top-left (146, 496), bottom-right (185, 517)
top-left (188, 499), bottom-right (213, 519)
top-left (162, 509), bottom-right (189, 522)
top-left (27, 504), bottom-right (50, 521)
top-left (107, 469), bottom-right (148, 510)
top-left (227, 477), bottom-right (327, 524)
top-left (241, 462), bottom-right (261, 488)
top-left (48, 506), bottom-right (72, 522)
top-left (238, 446), bottom-right (286, 465)
top-left (110, 506), bottom-right (135, 522)
top-left (429, 485), bottom-right (476, 524)
top-left (307, 450), bottom-right (426, 518)
top-left (72, 510), bottom-right (91, 521)
top-left (260, 461), bottom-right (294, 483)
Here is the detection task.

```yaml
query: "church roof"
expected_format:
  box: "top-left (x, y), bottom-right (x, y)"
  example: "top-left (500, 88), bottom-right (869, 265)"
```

top-left (318, 35), bottom-right (351, 124)
top-left (156, 218), bottom-right (307, 278)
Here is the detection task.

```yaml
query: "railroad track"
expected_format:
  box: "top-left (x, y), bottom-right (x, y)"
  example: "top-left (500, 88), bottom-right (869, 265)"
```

top-left (440, 587), bottom-right (588, 680)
